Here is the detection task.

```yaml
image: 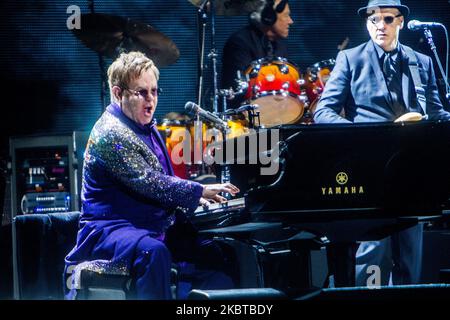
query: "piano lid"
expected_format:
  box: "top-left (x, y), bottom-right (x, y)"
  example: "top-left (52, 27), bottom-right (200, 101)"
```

top-left (220, 120), bottom-right (450, 218)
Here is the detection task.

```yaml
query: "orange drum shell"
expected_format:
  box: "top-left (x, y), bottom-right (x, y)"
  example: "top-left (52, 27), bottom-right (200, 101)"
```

top-left (243, 58), bottom-right (305, 127)
top-left (305, 59), bottom-right (336, 105)
top-left (245, 61), bottom-right (301, 100)
top-left (156, 123), bottom-right (186, 178)
top-left (305, 67), bottom-right (332, 104)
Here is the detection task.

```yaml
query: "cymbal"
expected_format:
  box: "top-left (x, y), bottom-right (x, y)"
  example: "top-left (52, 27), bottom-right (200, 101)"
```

top-left (72, 13), bottom-right (179, 67)
top-left (188, 0), bottom-right (262, 16)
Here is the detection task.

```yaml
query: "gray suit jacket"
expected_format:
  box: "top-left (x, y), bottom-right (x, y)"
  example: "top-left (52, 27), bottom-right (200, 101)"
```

top-left (314, 40), bottom-right (450, 123)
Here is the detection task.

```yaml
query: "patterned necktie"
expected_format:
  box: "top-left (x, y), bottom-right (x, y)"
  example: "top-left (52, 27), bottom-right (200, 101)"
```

top-left (382, 48), bottom-right (405, 115)
top-left (383, 48), bottom-right (399, 83)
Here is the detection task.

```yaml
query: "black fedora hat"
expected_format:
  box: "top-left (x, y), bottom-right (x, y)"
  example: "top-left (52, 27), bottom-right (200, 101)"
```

top-left (357, 0), bottom-right (410, 18)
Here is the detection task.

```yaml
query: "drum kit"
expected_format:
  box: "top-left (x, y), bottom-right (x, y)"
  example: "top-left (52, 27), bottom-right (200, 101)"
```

top-left (217, 58), bottom-right (337, 129)
top-left (241, 57), bottom-right (336, 127)
top-left (71, 1), bottom-right (336, 179)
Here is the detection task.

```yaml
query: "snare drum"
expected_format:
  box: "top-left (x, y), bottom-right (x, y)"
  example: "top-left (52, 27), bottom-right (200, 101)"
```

top-left (305, 59), bottom-right (336, 114)
top-left (244, 57), bottom-right (306, 127)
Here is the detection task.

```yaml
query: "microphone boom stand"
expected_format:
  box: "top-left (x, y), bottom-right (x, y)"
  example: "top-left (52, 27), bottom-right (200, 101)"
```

top-left (423, 28), bottom-right (450, 102)
top-left (195, 0), bottom-right (222, 180)
top-left (194, 2), bottom-right (209, 176)
top-left (208, 0), bottom-right (220, 114)
top-left (197, 2), bottom-right (208, 106)
top-left (220, 125), bottom-right (231, 199)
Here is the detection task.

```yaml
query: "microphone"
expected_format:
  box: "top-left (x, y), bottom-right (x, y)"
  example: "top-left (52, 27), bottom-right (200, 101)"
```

top-left (184, 102), bottom-right (228, 129)
top-left (407, 20), bottom-right (443, 31)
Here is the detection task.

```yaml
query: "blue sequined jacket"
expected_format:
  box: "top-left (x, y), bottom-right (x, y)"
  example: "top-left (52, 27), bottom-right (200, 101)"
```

top-left (81, 104), bottom-right (203, 233)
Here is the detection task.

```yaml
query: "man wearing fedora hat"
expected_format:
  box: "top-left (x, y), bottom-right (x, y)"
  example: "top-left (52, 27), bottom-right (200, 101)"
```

top-left (314, 0), bottom-right (450, 286)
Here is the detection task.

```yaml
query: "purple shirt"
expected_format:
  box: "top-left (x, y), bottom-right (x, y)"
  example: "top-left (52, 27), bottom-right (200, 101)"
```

top-left (106, 103), bottom-right (173, 176)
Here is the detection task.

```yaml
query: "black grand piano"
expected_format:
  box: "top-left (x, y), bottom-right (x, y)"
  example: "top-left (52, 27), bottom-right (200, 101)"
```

top-left (191, 120), bottom-right (450, 292)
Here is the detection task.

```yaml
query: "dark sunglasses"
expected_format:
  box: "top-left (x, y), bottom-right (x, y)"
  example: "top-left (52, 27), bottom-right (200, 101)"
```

top-left (123, 87), bottom-right (163, 99)
top-left (368, 14), bottom-right (402, 25)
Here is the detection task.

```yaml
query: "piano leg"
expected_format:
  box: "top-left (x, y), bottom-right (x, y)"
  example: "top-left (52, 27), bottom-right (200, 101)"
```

top-left (326, 242), bottom-right (358, 287)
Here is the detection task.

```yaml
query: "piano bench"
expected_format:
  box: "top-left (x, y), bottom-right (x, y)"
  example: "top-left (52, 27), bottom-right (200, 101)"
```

top-left (72, 260), bottom-right (179, 300)
top-left (187, 288), bottom-right (287, 300)
top-left (72, 260), bottom-right (132, 300)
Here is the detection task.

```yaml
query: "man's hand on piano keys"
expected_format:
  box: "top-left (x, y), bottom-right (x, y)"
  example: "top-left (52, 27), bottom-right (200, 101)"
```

top-left (199, 197), bottom-right (211, 208)
top-left (201, 183), bottom-right (240, 203)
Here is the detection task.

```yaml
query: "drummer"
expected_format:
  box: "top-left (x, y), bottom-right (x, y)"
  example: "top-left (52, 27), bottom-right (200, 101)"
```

top-left (221, 0), bottom-right (293, 108)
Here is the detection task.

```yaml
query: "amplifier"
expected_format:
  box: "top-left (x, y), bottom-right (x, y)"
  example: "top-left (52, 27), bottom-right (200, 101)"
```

top-left (20, 191), bottom-right (71, 214)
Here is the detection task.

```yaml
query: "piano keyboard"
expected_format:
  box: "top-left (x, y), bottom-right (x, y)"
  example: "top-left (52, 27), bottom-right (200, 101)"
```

top-left (191, 197), bottom-right (246, 230)
top-left (194, 197), bottom-right (246, 215)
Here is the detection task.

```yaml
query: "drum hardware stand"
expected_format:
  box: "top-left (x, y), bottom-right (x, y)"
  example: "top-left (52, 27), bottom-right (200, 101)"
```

top-left (218, 72), bottom-right (249, 108)
top-left (196, 0), bottom-right (208, 107)
top-left (247, 107), bottom-right (260, 129)
top-left (193, 115), bottom-right (204, 166)
top-left (234, 70), bottom-right (249, 95)
top-left (193, 1), bottom-right (213, 178)
top-left (194, 1), bottom-right (221, 179)
top-left (423, 28), bottom-right (450, 101)
top-left (197, 0), bottom-right (220, 113)
top-left (213, 87), bottom-right (232, 196)
top-left (219, 79), bottom-right (261, 129)
top-left (232, 73), bottom-right (261, 128)
top-left (219, 89), bottom-right (235, 102)
top-left (209, 0), bottom-right (220, 114)
top-left (219, 125), bottom-right (232, 199)
top-left (219, 89), bottom-right (231, 117)
top-left (219, 90), bottom-right (230, 187)
top-left (236, 104), bottom-right (261, 129)
top-left (297, 77), bottom-right (313, 123)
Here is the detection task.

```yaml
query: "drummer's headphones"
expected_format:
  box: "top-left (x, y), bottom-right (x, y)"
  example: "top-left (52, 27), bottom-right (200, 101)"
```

top-left (260, 0), bottom-right (288, 26)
